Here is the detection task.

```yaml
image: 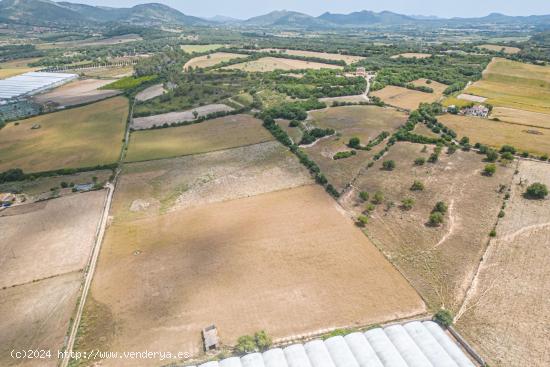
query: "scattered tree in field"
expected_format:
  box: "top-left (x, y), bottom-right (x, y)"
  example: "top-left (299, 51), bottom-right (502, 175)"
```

top-left (357, 215), bottom-right (369, 227)
top-left (447, 145), bottom-right (457, 154)
top-left (382, 160), bottom-right (396, 171)
top-left (192, 110), bottom-right (199, 119)
top-left (401, 197), bottom-right (415, 210)
top-left (411, 180), bottom-right (424, 191)
top-left (372, 191), bottom-right (384, 204)
top-left (460, 136), bottom-right (470, 145)
top-left (485, 150), bottom-right (498, 162)
top-left (500, 145), bottom-right (516, 154)
top-left (364, 203), bottom-right (375, 213)
top-left (483, 163), bottom-right (496, 176)
top-left (434, 309), bottom-right (453, 327)
top-left (429, 211), bottom-right (444, 226)
top-left (489, 229), bottom-right (497, 237)
top-left (525, 182), bottom-right (548, 199)
top-left (236, 335), bottom-right (257, 354)
top-left (414, 157), bottom-right (426, 166)
top-left (255, 331), bottom-right (272, 351)
top-left (433, 201), bottom-right (448, 214)
top-left (348, 137), bottom-right (361, 149)
top-left (498, 210), bottom-right (505, 218)
top-left (428, 152), bottom-right (439, 163)
top-left (359, 191), bottom-right (369, 202)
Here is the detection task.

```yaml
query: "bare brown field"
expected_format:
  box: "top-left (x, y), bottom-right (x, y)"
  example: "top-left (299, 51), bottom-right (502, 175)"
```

top-left (371, 79), bottom-right (447, 111)
top-left (0, 272), bottom-right (82, 367)
top-left (76, 185), bottom-right (425, 366)
top-left (131, 104), bottom-right (233, 130)
top-left (413, 123), bottom-right (441, 139)
top-left (135, 83), bottom-right (166, 102)
top-left (342, 142), bottom-right (515, 311)
top-left (490, 107), bottom-right (550, 130)
top-left (34, 79), bottom-right (121, 106)
top-left (319, 95), bottom-right (367, 104)
top-left (456, 160), bottom-right (550, 367)
top-left (477, 44), bottom-right (521, 54)
top-left (0, 190), bottom-right (107, 288)
top-left (113, 141), bottom-right (313, 220)
top-left (305, 105), bottom-right (407, 191)
top-left (223, 57), bottom-right (343, 72)
top-left (390, 53), bottom-right (432, 59)
top-left (439, 114), bottom-right (550, 156)
top-left (80, 66), bottom-right (134, 78)
top-left (183, 52), bottom-right (247, 70)
top-left (259, 49), bottom-right (364, 64)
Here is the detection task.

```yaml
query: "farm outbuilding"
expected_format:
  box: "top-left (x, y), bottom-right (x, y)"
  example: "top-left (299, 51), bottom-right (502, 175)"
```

top-left (0, 72), bottom-right (78, 101)
top-left (188, 321), bottom-right (477, 367)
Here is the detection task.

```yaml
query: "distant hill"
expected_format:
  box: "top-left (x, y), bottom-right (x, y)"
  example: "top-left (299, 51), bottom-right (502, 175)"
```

top-left (318, 10), bottom-right (414, 26)
top-left (0, 0), bottom-right (210, 26)
top-left (205, 15), bottom-right (242, 24)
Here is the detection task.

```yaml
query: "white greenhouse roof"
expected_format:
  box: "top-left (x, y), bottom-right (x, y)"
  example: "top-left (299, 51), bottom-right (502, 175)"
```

top-left (189, 321), bottom-right (476, 367)
top-left (0, 71), bottom-right (78, 100)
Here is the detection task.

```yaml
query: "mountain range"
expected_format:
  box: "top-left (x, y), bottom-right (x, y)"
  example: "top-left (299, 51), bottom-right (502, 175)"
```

top-left (0, 0), bottom-right (549, 29)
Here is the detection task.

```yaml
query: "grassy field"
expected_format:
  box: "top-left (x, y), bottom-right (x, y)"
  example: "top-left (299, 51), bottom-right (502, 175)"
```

top-left (456, 160), bottom-right (550, 367)
top-left (75, 183), bottom-right (424, 366)
top-left (0, 57), bottom-right (40, 79)
top-left (223, 57), bottom-right (343, 72)
top-left (490, 107), bottom-right (550, 130)
top-left (131, 104), bottom-right (234, 130)
top-left (465, 58), bottom-right (550, 114)
top-left (477, 44), bottom-right (521, 54)
top-left (34, 79), bottom-right (121, 107)
top-left (101, 75), bottom-right (156, 90)
top-left (126, 114), bottom-right (273, 162)
top-left (390, 53), bottom-right (432, 59)
top-left (80, 66), bottom-right (134, 78)
top-left (260, 49), bottom-right (364, 64)
top-left (439, 114), bottom-right (550, 156)
top-left (371, 79), bottom-right (447, 110)
top-left (0, 97), bottom-right (128, 173)
top-left (342, 142), bottom-right (515, 311)
top-left (183, 52), bottom-right (247, 70)
top-left (180, 44), bottom-right (226, 53)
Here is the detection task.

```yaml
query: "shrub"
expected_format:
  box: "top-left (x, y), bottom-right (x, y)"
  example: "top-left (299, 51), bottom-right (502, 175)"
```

top-left (428, 152), bottom-right (439, 163)
top-left (359, 191), bottom-right (369, 201)
top-left (460, 136), bottom-right (470, 145)
top-left (372, 191), bottom-right (384, 204)
top-left (410, 180), bottom-right (424, 191)
top-left (414, 157), bottom-right (426, 166)
top-left (433, 201), bottom-right (448, 214)
top-left (434, 309), bottom-right (453, 327)
top-left (521, 151), bottom-right (530, 158)
top-left (498, 210), bottom-right (505, 218)
top-left (540, 154), bottom-right (549, 161)
top-left (236, 335), bottom-right (257, 354)
top-left (382, 160), bottom-right (396, 171)
top-left (254, 331), bottom-right (272, 351)
top-left (485, 150), bottom-right (498, 162)
top-left (500, 145), bottom-right (516, 154)
top-left (429, 211), bottom-right (444, 226)
top-left (348, 137), bottom-right (361, 148)
top-left (447, 145), bottom-right (457, 154)
top-left (483, 163), bottom-right (496, 176)
top-left (500, 151), bottom-right (514, 161)
top-left (489, 229), bottom-right (497, 237)
top-left (333, 150), bottom-right (356, 160)
top-left (60, 181), bottom-right (69, 188)
top-left (525, 183), bottom-right (548, 199)
top-left (289, 120), bottom-right (300, 127)
top-left (357, 215), bottom-right (369, 226)
top-left (401, 197), bottom-right (415, 210)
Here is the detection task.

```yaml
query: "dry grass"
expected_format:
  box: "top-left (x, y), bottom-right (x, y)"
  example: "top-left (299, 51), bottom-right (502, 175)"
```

top-left (371, 79), bottom-right (447, 111)
top-left (341, 142), bottom-right (515, 312)
top-left (131, 104), bottom-right (233, 130)
top-left (477, 44), bottom-right (521, 54)
top-left (183, 52), bottom-right (247, 70)
top-left (180, 44), bottom-right (226, 53)
top-left (456, 160), bottom-right (550, 367)
top-left (0, 97), bottom-right (128, 173)
top-left (465, 58), bottom-right (550, 114)
top-left (34, 79), bottom-right (121, 107)
top-left (126, 114), bottom-right (273, 162)
top-left (439, 114), bottom-right (550, 156)
top-left (490, 107), bottom-right (550, 130)
top-left (80, 66), bottom-right (134, 78)
top-left (77, 184), bottom-right (424, 366)
top-left (390, 53), bottom-right (432, 59)
top-left (260, 49), bottom-right (364, 64)
top-left (223, 57), bottom-right (343, 72)
top-left (135, 83), bottom-right (166, 102)
top-left (0, 58), bottom-right (40, 79)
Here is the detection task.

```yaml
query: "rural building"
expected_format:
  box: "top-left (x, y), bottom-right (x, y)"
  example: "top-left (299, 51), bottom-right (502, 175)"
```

top-left (356, 67), bottom-right (366, 76)
top-left (462, 105), bottom-right (489, 118)
top-left (188, 321), bottom-right (478, 367)
top-left (202, 325), bottom-right (220, 351)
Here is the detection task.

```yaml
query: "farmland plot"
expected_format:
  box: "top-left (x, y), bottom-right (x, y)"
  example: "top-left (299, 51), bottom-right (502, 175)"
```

top-left (183, 52), bottom-right (247, 70)
top-left (223, 57), bottom-right (343, 72)
top-left (34, 79), bottom-right (121, 107)
top-left (131, 104), bottom-right (233, 130)
top-left (371, 79), bottom-right (447, 111)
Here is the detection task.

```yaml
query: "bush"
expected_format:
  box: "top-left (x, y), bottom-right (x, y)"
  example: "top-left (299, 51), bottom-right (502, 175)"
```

top-left (254, 331), bottom-right (272, 351)
top-left (433, 201), bottom-right (448, 214)
top-left (357, 215), bottom-right (369, 226)
top-left (500, 145), bottom-right (516, 154)
top-left (372, 191), bottom-right (384, 204)
top-left (333, 150), bottom-right (356, 160)
top-left (434, 309), bottom-right (453, 327)
top-left (428, 152), bottom-right (439, 163)
top-left (498, 210), bottom-right (505, 218)
top-left (483, 163), bottom-right (496, 176)
top-left (348, 137), bottom-right (361, 148)
top-left (489, 229), bottom-right (497, 237)
top-left (382, 160), bottom-right (396, 171)
top-left (485, 150), bottom-right (498, 162)
top-left (429, 211), bottom-right (444, 226)
top-left (525, 182), bottom-right (548, 199)
top-left (289, 120), bottom-right (300, 127)
top-left (414, 157), bottom-right (426, 166)
top-left (236, 335), bottom-right (257, 354)
top-left (359, 191), bottom-right (369, 201)
top-left (410, 180), bottom-right (424, 191)
top-left (500, 151), bottom-right (514, 161)
top-left (401, 197), bottom-right (415, 210)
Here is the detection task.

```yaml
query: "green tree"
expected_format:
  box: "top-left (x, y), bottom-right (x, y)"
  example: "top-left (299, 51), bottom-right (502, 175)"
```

top-left (410, 180), bottom-right (424, 191)
top-left (254, 331), bottom-right (272, 351)
top-left (486, 150), bottom-right (498, 162)
top-left (372, 191), bottom-right (384, 204)
top-left (483, 163), bottom-right (496, 176)
top-left (401, 197), bottom-right (415, 210)
top-left (434, 309), bottom-right (453, 327)
top-left (348, 137), bottom-right (361, 148)
top-left (429, 211), bottom-right (444, 226)
top-left (382, 160), bottom-right (396, 171)
top-left (433, 201), bottom-right (448, 214)
top-left (525, 183), bottom-right (548, 199)
top-left (236, 335), bottom-right (257, 354)
top-left (357, 215), bottom-right (369, 227)
top-left (359, 191), bottom-right (369, 201)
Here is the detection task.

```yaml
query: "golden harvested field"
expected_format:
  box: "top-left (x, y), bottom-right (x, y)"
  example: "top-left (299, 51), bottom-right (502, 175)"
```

top-left (439, 114), bottom-right (550, 156)
top-left (223, 57), bottom-right (343, 72)
top-left (0, 97), bottom-right (128, 173)
top-left (126, 114), bottom-right (273, 162)
top-left (260, 49), bottom-right (364, 64)
top-left (305, 105), bottom-right (407, 191)
top-left (80, 66), bottom-right (134, 78)
top-left (466, 58), bottom-right (550, 114)
top-left (75, 184), bottom-right (425, 366)
top-left (390, 53), bottom-right (432, 59)
top-left (183, 52), bottom-right (247, 70)
top-left (477, 44), bottom-right (521, 54)
top-left (180, 44), bottom-right (225, 53)
top-left (490, 107), bottom-right (550, 130)
top-left (114, 141), bottom-right (313, 220)
top-left (456, 160), bottom-right (550, 367)
top-left (34, 79), bottom-right (121, 107)
top-left (341, 142), bottom-right (515, 312)
top-left (0, 58), bottom-right (40, 79)
top-left (371, 79), bottom-right (447, 110)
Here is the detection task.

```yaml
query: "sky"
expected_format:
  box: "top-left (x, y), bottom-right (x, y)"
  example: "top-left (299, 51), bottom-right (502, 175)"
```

top-left (64, 0), bottom-right (550, 19)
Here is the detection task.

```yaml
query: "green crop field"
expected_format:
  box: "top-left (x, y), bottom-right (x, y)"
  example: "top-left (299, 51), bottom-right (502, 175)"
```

top-left (0, 97), bottom-right (128, 173)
